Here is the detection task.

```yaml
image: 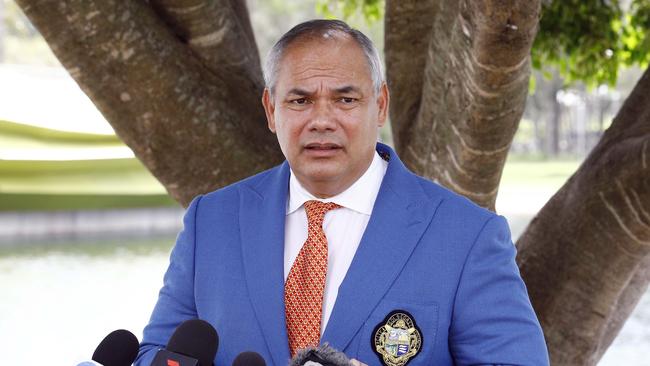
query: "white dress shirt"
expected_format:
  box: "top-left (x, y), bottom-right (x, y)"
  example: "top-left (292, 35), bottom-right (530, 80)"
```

top-left (284, 151), bottom-right (388, 334)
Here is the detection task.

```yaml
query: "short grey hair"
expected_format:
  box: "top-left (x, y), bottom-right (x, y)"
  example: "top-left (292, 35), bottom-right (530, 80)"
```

top-left (263, 19), bottom-right (384, 97)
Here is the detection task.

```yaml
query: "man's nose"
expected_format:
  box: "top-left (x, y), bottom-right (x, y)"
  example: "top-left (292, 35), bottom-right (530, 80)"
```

top-left (308, 101), bottom-right (337, 131)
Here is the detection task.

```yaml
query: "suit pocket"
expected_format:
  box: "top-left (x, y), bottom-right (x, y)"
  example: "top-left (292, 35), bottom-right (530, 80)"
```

top-left (356, 298), bottom-right (439, 366)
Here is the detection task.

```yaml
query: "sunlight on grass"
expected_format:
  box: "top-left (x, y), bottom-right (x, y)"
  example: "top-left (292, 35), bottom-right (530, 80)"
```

top-left (0, 117), bottom-right (172, 210)
top-left (0, 159), bottom-right (167, 194)
top-left (0, 119), bottom-right (132, 160)
top-left (496, 156), bottom-right (582, 217)
top-left (501, 157), bottom-right (581, 190)
top-left (0, 193), bottom-right (176, 211)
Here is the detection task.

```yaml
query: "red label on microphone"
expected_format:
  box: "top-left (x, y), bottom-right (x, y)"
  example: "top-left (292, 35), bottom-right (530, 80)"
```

top-left (151, 349), bottom-right (199, 366)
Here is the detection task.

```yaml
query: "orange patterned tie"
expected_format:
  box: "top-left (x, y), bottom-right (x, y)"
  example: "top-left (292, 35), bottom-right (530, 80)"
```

top-left (285, 200), bottom-right (341, 357)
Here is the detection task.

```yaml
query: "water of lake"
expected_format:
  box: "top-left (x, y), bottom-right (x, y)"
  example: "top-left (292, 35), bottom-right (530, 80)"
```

top-left (1, 234), bottom-right (648, 365)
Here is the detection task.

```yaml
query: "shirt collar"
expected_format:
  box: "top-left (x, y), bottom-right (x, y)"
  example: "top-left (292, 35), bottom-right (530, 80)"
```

top-left (287, 151), bottom-right (388, 216)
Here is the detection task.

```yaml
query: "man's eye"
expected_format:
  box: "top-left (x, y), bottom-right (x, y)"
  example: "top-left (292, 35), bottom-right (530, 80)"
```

top-left (291, 98), bottom-right (308, 105)
top-left (340, 97), bottom-right (357, 104)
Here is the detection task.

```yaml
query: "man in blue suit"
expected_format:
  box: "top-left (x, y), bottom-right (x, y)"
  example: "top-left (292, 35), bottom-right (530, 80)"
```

top-left (136, 20), bottom-right (548, 366)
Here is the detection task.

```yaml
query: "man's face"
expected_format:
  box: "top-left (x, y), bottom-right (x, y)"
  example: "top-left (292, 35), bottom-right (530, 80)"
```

top-left (262, 35), bottom-right (389, 198)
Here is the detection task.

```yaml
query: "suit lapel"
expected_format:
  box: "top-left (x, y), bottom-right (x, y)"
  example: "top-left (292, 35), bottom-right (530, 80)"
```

top-left (239, 163), bottom-right (291, 366)
top-left (322, 144), bottom-right (443, 352)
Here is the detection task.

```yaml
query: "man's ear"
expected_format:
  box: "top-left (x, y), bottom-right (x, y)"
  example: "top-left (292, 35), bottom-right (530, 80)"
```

top-left (376, 82), bottom-right (389, 128)
top-left (262, 88), bottom-right (276, 133)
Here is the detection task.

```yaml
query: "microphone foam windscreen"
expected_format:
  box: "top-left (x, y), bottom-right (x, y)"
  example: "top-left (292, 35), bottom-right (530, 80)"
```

top-left (167, 319), bottom-right (219, 366)
top-left (232, 351), bottom-right (266, 366)
top-left (289, 343), bottom-right (351, 366)
top-left (92, 329), bottom-right (139, 366)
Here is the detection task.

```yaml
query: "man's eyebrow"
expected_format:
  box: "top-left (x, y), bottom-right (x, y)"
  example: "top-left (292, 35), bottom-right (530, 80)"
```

top-left (334, 85), bottom-right (362, 94)
top-left (286, 88), bottom-right (312, 96)
top-left (284, 86), bottom-right (362, 96)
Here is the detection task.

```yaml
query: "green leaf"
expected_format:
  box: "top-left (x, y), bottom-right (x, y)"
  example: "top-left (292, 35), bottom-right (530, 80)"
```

top-left (533, 0), bottom-right (650, 86)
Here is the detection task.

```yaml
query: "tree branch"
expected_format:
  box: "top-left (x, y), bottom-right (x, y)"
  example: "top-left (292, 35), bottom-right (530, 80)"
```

top-left (148, 0), bottom-right (263, 88)
top-left (15, 0), bottom-right (282, 206)
top-left (385, 0), bottom-right (437, 150)
top-left (594, 256), bottom-right (650, 362)
top-left (517, 66), bottom-right (650, 365)
top-left (389, 0), bottom-right (541, 210)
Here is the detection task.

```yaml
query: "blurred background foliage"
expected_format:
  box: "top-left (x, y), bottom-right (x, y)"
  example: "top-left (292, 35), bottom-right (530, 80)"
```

top-left (317, 0), bottom-right (384, 23)
top-left (534, 0), bottom-right (650, 87)
top-left (0, 0), bottom-right (59, 65)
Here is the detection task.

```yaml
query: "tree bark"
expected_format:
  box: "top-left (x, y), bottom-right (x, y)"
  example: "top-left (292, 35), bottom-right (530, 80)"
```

top-left (594, 255), bottom-right (650, 361)
top-left (386, 0), bottom-right (541, 210)
top-left (384, 0), bottom-right (437, 150)
top-left (15, 0), bottom-right (283, 207)
top-left (148, 0), bottom-right (263, 89)
top-left (517, 66), bottom-right (650, 365)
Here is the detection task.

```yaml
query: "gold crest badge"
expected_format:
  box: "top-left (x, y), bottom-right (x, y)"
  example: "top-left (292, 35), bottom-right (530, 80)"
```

top-left (372, 310), bottom-right (422, 366)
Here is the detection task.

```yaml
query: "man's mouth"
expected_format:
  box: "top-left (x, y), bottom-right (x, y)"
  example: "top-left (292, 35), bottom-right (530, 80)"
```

top-left (303, 143), bottom-right (343, 157)
top-left (304, 143), bottom-right (342, 150)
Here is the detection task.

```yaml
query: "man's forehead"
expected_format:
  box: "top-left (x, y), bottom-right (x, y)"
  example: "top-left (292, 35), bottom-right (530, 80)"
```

top-left (276, 38), bottom-right (369, 82)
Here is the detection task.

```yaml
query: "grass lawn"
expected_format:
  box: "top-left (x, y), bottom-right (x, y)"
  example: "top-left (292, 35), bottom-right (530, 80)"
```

top-left (501, 156), bottom-right (582, 191)
top-left (0, 158), bottom-right (175, 211)
top-left (0, 192), bottom-right (177, 211)
top-left (0, 159), bottom-right (167, 194)
top-left (0, 120), bottom-right (174, 211)
top-left (0, 120), bottom-right (120, 144)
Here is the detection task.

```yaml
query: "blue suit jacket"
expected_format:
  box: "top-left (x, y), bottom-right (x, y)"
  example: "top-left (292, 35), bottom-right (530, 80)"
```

top-left (136, 143), bottom-right (548, 366)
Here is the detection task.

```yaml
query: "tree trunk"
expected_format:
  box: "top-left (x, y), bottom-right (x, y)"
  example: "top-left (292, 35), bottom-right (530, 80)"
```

top-left (517, 67), bottom-right (650, 365)
top-left (15, 0), bottom-right (283, 207)
top-left (386, 0), bottom-right (541, 210)
top-left (384, 0), bottom-right (437, 151)
top-left (594, 255), bottom-right (650, 361)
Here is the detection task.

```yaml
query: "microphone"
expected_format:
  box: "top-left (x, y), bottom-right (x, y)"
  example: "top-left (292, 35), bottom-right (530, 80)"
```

top-left (231, 351), bottom-right (266, 366)
top-left (77, 329), bottom-right (139, 366)
top-left (150, 319), bottom-right (219, 366)
top-left (289, 344), bottom-right (351, 366)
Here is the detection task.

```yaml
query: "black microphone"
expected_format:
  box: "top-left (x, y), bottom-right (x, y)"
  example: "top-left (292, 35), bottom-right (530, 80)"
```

top-left (150, 319), bottom-right (219, 366)
top-left (76, 329), bottom-right (139, 366)
top-left (231, 351), bottom-right (266, 366)
top-left (289, 344), bottom-right (351, 366)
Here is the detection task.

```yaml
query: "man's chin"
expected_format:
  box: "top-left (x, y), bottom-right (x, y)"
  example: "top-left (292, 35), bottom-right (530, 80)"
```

top-left (292, 164), bottom-right (345, 188)
top-left (302, 169), bottom-right (342, 184)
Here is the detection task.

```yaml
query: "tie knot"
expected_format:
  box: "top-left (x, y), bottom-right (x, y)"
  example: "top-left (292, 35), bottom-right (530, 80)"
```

top-left (304, 200), bottom-right (341, 224)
